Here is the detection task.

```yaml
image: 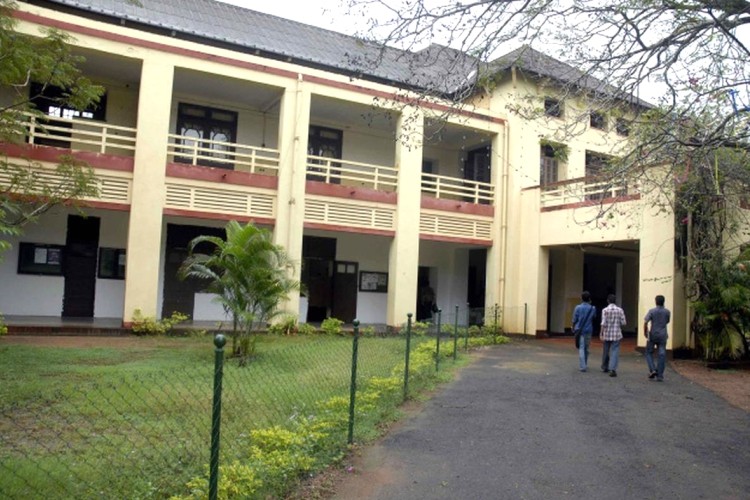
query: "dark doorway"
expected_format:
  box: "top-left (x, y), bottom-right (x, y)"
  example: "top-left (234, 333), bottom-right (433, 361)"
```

top-left (302, 236), bottom-right (337, 322)
top-left (467, 249), bottom-right (487, 325)
top-left (62, 215), bottom-right (100, 317)
top-left (307, 125), bottom-right (343, 184)
top-left (332, 261), bottom-right (358, 323)
top-left (29, 82), bottom-right (107, 149)
top-left (417, 266), bottom-right (436, 321)
top-left (465, 146), bottom-right (491, 184)
top-left (175, 103), bottom-right (238, 169)
top-left (465, 146), bottom-right (491, 204)
top-left (162, 224), bottom-right (225, 319)
top-left (582, 254), bottom-right (621, 335)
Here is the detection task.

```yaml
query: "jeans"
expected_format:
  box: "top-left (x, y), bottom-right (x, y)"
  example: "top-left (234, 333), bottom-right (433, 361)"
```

top-left (601, 339), bottom-right (621, 371)
top-left (646, 335), bottom-right (667, 379)
top-left (578, 333), bottom-right (592, 370)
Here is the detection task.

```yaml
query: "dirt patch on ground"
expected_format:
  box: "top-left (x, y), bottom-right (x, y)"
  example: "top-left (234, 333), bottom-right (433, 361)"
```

top-left (671, 358), bottom-right (750, 413)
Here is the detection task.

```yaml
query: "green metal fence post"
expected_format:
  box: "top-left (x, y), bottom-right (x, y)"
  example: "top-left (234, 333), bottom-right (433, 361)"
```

top-left (453, 305), bottom-right (459, 361)
top-left (435, 309), bottom-right (442, 371)
top-left (403, 313), bottom-right (412, 401)
top-left (465, 302), bottom-right (470, 350)
top-left (347, 320), bottom-right (360, 445)
top-left (209, 333), bottom-right (226, 500)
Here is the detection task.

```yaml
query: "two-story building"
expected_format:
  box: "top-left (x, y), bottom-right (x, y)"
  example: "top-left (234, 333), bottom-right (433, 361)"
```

top-left (0, 0), bottom-right (689, 349)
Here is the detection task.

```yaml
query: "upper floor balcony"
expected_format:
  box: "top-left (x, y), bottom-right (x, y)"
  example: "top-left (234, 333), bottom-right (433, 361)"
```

top-left (1, 48), bottom-right (498, 242)
top-left (539, 176), bottom-right (639, 210)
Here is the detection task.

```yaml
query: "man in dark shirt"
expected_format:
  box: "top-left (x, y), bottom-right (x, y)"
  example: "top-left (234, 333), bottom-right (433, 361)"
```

top-left (643, 295), bottom-right (671, 381)
top-left (572, 291), bottom-right (596, 372)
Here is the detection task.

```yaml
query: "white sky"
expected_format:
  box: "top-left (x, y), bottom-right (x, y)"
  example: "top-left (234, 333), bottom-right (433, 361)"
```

top-left (217, 0), bottom-right (359, 35)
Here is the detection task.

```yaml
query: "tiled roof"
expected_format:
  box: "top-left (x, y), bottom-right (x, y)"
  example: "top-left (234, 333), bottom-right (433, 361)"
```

top-left (39, 0), bottom-right (462, 91)
top-left (489, 46), bottom-right (651, 107)
top-left (36, 0), bottom-right (642, 104)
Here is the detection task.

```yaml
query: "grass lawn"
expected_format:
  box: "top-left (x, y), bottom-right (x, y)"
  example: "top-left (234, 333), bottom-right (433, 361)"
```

top-left (0, 334), bottom-right (427, 499)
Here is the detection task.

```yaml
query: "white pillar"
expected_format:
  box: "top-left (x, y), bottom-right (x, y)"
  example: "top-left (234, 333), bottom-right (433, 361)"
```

top-left (485, 131), bottom-right (504, 310)
top-left (387, 108), bottom-right (424, 327)
top-left (122, 56), bottom-right (174, 324)
top-left (274, 77), bottom-right (310, 318)
top-left (639, 197), bottom-right (677, 348)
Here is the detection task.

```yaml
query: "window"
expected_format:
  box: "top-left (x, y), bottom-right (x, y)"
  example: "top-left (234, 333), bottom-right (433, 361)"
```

top-left (29, 82), bottom-right (107, 148)
top-left (585, 151), bottom-right (613, 201)
top-left (540, 144), bottom-right (560, 187)
top-left (176, 103), bottom-right (238, 169)
top-left (590, 111), bottom-right (607, 130)
top-left (544, 98), bottom-right (562, 118)
top-left (307, 125), bottom-right (343, 183)
top-left (98, 248), bottom-right (126, 279)
top-left (585, 151), bottom-right (611, 177)
top-left (615, 118), bottom-right (630, 136)
top-left (17, 242), bottom-right (64, 275)
top-left (465, 146), bottom-right (491, 184)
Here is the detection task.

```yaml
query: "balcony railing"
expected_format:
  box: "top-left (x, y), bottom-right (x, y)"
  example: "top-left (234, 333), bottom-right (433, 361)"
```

top-left (167, 134), bottom-right (280, 175)
top-left (421, 173), bottom-right (494, 205)
top-left (540, 177), bottom-right (635, 208)
top-left (20, 112), bottom-right (137, 155)
top-left (306, 155), bottom-right (398, 191)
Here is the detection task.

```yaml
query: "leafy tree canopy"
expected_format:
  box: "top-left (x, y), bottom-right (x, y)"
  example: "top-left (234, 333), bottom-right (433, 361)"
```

top-left (0, 0), bottom-right (102, 255)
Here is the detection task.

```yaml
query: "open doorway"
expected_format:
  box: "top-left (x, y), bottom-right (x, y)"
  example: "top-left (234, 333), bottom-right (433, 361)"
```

top-left (467, 249), bottom-right (487, 325)
top-left (416, 267), bottom-right (437, 321)
top-left (302, 236), bottom-right (336, 322)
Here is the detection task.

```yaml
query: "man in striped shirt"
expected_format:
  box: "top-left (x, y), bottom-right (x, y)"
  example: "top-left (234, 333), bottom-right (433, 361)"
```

top-left (600, 294), bottom-right (626, 377)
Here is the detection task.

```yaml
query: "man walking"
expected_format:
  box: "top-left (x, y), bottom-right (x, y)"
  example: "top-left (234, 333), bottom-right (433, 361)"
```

top-left (600, 294), bottom-right (626, 377)
top-left (572, 291), bottom-right (596, 372)
top-left (644, 295), bottom-right (671, 381)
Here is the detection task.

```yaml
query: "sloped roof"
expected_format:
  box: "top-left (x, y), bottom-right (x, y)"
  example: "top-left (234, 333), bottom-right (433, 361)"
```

top-left (36, 0), bottom-right (464, 91)
top-left (489, 46), bottom-right (650, 107)
top-left (33, 0), bottom-right (643, 105)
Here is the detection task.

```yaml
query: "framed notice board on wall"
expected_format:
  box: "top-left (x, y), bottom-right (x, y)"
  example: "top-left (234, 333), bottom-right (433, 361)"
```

top-left (17, 242), bottom-right (64, 275)
top-left (359, 271), bottom-right (388, 293)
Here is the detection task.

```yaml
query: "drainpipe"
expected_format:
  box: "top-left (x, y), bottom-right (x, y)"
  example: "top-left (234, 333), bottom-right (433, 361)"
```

top-left (499, 121), bottom-right (510, 317)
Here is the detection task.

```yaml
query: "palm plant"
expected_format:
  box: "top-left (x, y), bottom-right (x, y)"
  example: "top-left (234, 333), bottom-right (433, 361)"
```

top-left (179, 221), bottom-right (298, 364)
top-left (692, 251), bottom-right (750, 362)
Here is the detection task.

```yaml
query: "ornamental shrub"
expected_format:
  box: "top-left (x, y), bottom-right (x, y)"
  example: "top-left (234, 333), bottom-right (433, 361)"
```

top-left (267, 316), bottom-right (297, 335)
top-left (320, 317), bottom-right (344, 336)
top-left (297, 323), bottom-right (317, 335)
top-left (131, 309), bottom-right (189, 335)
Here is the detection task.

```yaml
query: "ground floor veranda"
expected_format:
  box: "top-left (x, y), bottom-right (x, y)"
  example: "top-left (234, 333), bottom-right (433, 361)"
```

top-left (0, 205), bottom-right (689, 349)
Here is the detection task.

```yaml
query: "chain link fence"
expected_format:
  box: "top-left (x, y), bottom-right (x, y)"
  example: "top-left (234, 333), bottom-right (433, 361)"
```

top-left (1, 321), bottom-right (506, 499)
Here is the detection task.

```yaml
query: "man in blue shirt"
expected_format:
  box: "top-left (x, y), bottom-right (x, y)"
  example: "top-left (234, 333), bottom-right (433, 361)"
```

top-left (644, 295), bottom-right (671, 381)
top-left (572, 291), bottom-right (597, 372)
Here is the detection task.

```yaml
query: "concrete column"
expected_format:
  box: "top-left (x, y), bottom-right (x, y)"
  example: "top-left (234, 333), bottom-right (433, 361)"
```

top-left (387, 108), bottom-right (424, 327)
top-left (485, 130), bottom-right (504, 311)
top-left (274, 77), bottom-right (310, 318)
top-left (509, 185), bottom-right (544, 335)
top-left (122, 56), bottom-right (174, 323)
top-left (639, 197), bottom-right (677, 348)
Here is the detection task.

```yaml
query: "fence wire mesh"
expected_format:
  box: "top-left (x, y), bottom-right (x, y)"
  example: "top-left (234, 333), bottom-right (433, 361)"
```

top-left (0, 331), bottom-right (451, 499)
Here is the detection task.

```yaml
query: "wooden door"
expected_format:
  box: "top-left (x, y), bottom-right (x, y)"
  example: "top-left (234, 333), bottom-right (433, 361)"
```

top-left (62, 215), bottom-right (100, 317)
top-left (332, 261), bottom-right (358, 323)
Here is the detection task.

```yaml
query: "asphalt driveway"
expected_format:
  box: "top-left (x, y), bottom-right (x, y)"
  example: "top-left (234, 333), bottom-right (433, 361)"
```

top-left (333, 338), bottom-right (750, 500)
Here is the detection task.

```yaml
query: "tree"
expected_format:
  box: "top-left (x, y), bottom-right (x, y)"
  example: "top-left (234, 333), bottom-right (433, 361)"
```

top-left (346, 0), bottom-right (750, 356)
top-left (179, 221), bottom-right (299, 365)
top-left (0, 0), bottom-right (102, 254)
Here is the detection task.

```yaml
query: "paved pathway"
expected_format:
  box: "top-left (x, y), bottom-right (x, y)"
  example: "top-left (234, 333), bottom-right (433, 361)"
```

top-left (334, 338), bottom-right (750, 499)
